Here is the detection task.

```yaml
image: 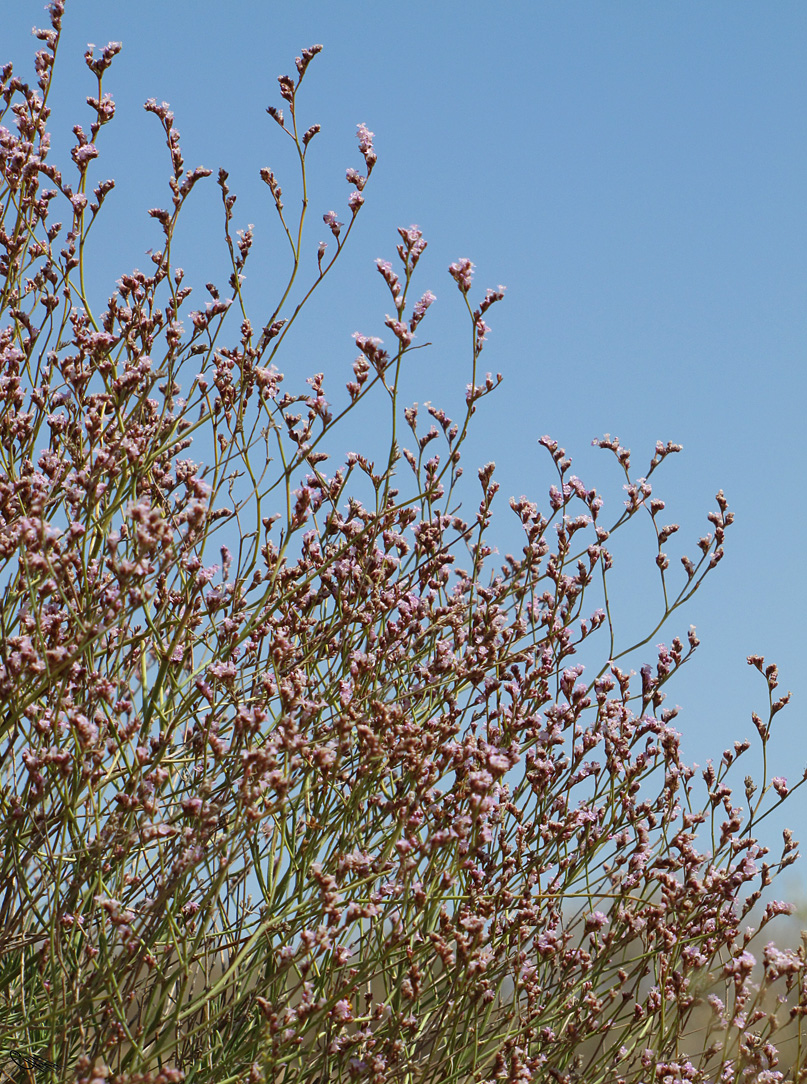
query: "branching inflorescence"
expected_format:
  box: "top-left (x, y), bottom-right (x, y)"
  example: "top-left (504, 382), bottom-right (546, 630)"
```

top-left (0, 4), bottom-right (805, 1084)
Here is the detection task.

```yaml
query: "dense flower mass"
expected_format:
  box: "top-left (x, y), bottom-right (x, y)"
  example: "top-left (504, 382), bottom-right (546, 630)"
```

top-left (0, 5), bottom-right (805, 1084)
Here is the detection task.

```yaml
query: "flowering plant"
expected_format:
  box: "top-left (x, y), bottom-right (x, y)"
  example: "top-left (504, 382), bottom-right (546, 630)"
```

top-left (0, 5), bottom-right (805, 1083)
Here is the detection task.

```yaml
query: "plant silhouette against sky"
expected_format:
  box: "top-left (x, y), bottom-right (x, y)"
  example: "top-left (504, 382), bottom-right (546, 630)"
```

top-left (1, 4), bottom-right (806, 1083)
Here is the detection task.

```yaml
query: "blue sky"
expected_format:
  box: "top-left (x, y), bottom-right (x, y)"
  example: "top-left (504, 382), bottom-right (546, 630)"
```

top-left (5, 2), bottom-right (807, 904)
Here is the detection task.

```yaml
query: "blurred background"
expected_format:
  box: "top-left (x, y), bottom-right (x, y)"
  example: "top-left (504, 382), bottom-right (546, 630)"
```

top-left (4, 0), bottom-right (806, 902)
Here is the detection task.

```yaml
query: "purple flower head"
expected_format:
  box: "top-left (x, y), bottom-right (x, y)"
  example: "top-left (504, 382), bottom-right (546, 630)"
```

top-left (87, 91), bottom-right (116, 125)
top-left (375, 258), bottom-right (402, 305)
top-left (352, 331), bottom-right (389, 372)
top-left (34, 26), bottom-right (58, 49)
top-left (384, 316), bottom-right (412, 348)
top-left (723, 950), bottom-right (757, 987)
top-left (763, 941), bottom-right (801, 979)
top-left (584, 911), bottom-right (609, 932)
top-left (277, 74), bottom-right (295, 103)
top-left (144, 98), bottom-right (173, 123)
top-left (354, 122), bottom-right (377, 174)
top-left (323, 210), bottom-right (343, 239)
top-left (84, 40), bottom-right (122, 78)
top-left (346, 167), bottom-right (366, 191)
top-left (476, 285), bottom-right (506, 316)
top-left (449, 257), bottom-right (474, 294)
top-left (395, 224), bottom-right (428, 270)
top-left (295, 44), bottom-right (323, 79)
top-left (474, 317), bottom-right (491, 350)
top-left (356, 122), bottom-right (374, 151)
top-left (410, 290), bottom-right (436, 333)
top-left (71, 142), bottom-right (98, 168)
top-left (548, 485), bottom-right (564, 512)
top-left (772, 776), bottom-right (789, 797)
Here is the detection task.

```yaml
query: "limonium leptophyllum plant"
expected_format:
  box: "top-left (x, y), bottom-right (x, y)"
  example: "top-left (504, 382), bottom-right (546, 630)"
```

top-left (1, 4), bottom-right (806, 1083)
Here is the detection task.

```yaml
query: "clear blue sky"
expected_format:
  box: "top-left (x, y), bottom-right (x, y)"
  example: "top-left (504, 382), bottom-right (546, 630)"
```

top-left (5, 2), bottom-right (807, 901)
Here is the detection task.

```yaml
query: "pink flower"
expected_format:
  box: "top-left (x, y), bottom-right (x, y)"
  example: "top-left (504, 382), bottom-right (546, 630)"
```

top-left (448, 257), bottom-right (474, 294)
top-left (332, 999), bottom-right (353, 1022)
top-left (356, 122), bottom-right (376, 170)
top-left (475, 317), bottom-right (491, 350)
top-left (346, 167), bottom-right (366, 190)
top-left (410, 290), bottom-right (435, 332)
top-left (585, 911), bottom-right (609, 932)
top-left (384, 316), bottom-right (412, 348)
top-left (323, 210), bottom-right (343, 239)
top-left (71, 141), bottom-right (98, 168)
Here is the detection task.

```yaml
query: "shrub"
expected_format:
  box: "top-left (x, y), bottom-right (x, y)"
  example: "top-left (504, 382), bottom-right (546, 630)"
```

top-left (0, 5), bottom-right (805, 1083)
